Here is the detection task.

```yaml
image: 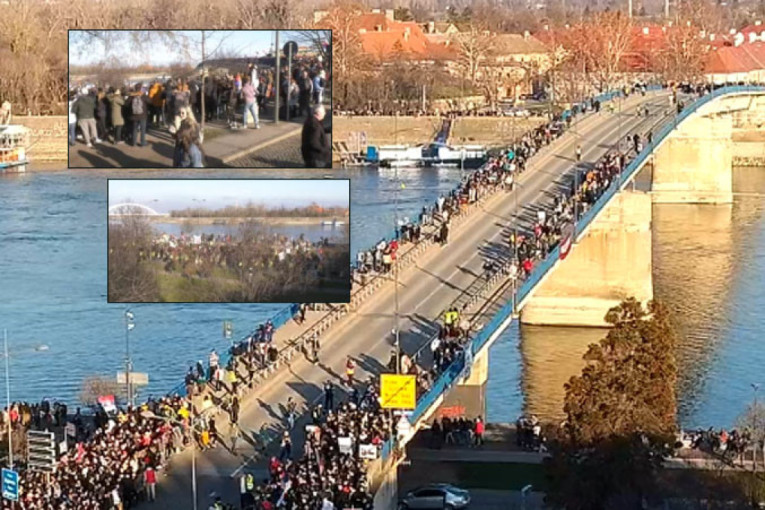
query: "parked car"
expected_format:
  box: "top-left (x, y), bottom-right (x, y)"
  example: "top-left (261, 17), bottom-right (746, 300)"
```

top-left (399, 484), bottom-right (471, 509)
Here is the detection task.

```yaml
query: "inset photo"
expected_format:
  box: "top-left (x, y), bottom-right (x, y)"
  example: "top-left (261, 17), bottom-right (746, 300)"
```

top-left (69, 30), bottom-right (331, 169)
top-left (108, 179), bottom-right (350, 303)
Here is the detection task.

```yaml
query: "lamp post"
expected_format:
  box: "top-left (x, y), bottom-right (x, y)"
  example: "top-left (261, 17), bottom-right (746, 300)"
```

top-left (124, 310), bottom-right (135, 407)
top-left (752, 383), bottom-right (760, 471)
top-left (394, 163), bottom-right (401, 375)
top-left (3, 330), bottom-right (12, 474)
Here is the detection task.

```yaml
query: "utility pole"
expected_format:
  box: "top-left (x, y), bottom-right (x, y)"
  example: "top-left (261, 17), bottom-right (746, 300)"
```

top-left (274, 31), bottom-right (280, 125)
top-left (201, 31), bottom-right (206, 132)
top-left (628, 0), bottom-right (633, 17)
top-left (664, 0), bottom-right (669, 19)
top-left (394, 164), bottom-right (401, 376)
top-left (4, 330), bottom-right (12, 472)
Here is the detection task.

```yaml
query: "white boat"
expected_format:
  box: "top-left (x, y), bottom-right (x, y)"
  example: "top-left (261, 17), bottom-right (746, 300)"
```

top-left (322, 219), bottom-right (346, 227)
top-left (0, 125), bottom-right (30, 173)
top-left (366, 142), bottom-right (486, 168)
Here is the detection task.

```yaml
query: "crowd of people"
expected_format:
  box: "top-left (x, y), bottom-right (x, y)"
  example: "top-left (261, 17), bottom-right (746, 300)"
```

top-left (239, 379), bottom-right (390, 509)
top-left (134, 231), bottom-right (345, 280)
top-left (69, 56), bottom-right (328, 168)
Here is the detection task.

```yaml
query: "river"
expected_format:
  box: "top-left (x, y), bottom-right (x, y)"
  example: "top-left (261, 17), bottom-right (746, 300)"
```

top-left (1, 166), bottom-right (764, 429)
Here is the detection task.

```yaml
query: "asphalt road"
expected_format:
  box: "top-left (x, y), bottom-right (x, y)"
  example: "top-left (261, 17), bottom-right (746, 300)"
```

top-left (138, 90), bottom-right (673, 509)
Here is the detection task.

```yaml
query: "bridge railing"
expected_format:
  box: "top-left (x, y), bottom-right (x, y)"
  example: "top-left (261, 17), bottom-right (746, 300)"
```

top-left (380, 84), bottom-right (765, 462)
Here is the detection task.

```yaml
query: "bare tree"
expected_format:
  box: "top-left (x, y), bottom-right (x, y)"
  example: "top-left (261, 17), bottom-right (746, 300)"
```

top-left (79, 376), bottom-right (122, 406)
top-left (451, 22), bottom-right (495, 85)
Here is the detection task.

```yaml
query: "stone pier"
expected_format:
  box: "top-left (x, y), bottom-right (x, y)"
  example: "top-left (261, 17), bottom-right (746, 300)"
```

top-left (652, 106), bottom-right (734, 204)
top-left (521, 191), bottom-right (653, 327)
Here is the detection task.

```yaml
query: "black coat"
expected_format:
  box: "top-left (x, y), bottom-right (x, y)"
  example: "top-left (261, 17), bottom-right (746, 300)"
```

top-left (301, 115), bottom-right (330, 168)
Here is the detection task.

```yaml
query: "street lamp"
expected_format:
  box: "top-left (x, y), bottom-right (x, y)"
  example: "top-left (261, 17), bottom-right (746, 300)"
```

top-left (124, 310), bottom-right (135, 407)
top-left (3, 330), bottom-right (12, 474)
top-left (394, 165), bottom-right (401, 375)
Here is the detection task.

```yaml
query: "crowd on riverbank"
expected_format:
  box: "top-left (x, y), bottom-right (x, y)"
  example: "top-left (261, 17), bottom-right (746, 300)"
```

top-left (68, 57), bottom-right (327, 168)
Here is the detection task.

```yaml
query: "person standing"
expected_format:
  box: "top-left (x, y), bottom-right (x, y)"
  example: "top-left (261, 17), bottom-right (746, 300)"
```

top-left (95, 88), bottom-right (108, 141)
top-left (345, 357), bottom-right (355, 386)
top-left (144, 466), bottom-right (157, 502)
top-left (313, 70), bottom-right (325, 105)
top-left (298, 70), bottom-right (313, 118)
top-left (68, 93), bottom-right (77, 146)
top-left (241, 76), bottom-right (260, 129)
top-left (474, 416), bottom-right (485, 447)
top-left (108, 88), bottom-right (125, 144)
top-left (73, 88), bottom-right (98, 147)
top-left (323, 380), bottom-right (334, 410)
top-left (128, 84), bottom-right (149, 147)
top-left (301, 104), bottom-right (330, 168)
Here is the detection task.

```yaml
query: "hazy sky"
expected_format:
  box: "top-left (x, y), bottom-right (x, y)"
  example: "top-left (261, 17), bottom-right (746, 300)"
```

top-left (70, 30), bottom-right (322, 67)
top-left (109, 179), bottom-right (349, 213)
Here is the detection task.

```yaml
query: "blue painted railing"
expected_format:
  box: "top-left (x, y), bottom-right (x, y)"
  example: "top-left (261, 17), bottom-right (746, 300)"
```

top-left (380, 84), bottom-right (765, 461)
top-left (168, 303), bottom-right (300, 397)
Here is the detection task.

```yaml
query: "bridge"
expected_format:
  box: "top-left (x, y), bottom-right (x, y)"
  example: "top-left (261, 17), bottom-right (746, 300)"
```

top-left (138, 85), bottom-right (765, 509)
top-left (108, 202), bottom-right (166, 216)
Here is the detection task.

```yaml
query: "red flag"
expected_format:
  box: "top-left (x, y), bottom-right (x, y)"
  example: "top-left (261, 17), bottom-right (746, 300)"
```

top-left (559, 224), bottom-right (575, 260)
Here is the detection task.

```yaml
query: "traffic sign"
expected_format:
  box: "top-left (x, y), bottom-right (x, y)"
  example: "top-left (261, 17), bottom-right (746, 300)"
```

top-left (283, 41), bottom-right (298, 58)
top-left (380, 374), bottom-right (416, 410)
top-left (27, 430), bottom-right (56, 473)
top-left (2, 468), bottom-right (18, 501)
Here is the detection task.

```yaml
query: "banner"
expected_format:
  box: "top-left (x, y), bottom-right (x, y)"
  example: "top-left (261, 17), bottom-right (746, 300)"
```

top-left (97, 395), bottom-right (116, 413)
top-left (559, 223), bottom-right (575, 260)
top-left (358, 444), bottom-right (377, 460)
top-left (338, 436), bottom-right (353, 455)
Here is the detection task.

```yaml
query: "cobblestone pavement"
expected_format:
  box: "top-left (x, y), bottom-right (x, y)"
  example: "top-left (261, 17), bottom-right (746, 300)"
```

top-left (227, 132), bottom-right (305, 168)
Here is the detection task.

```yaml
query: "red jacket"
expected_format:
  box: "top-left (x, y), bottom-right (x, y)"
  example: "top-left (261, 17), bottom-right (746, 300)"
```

top-left (475, 421), bottom-right (484, 435)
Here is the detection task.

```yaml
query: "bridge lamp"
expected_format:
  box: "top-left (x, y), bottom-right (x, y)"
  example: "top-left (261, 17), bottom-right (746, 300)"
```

top-left (124, 309), bottom-right (136, 407)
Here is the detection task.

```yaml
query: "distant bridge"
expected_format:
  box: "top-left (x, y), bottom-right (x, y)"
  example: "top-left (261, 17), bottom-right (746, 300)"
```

top-left (108, 203), bottom-right (166, 217)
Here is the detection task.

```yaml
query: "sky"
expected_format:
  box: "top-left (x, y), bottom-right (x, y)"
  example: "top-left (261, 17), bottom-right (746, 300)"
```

top-left (108, 179), bottom-right (349, 214)
top-left (69, 30), bottom-right (323, 68)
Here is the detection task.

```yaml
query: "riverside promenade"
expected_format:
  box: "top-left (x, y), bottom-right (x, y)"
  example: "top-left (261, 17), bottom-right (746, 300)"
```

top-left (68, 102), bottom-right (331, 168)
top-left (132, 89), bottom-right (672, 509)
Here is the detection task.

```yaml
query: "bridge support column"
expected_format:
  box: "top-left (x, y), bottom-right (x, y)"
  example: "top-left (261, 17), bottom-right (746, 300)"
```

top-left (521, 191), bottom-right (653, 327)
top-left (436, 350), bottom-right (489, 420)
top-left (652, 113), bottom-right (733, 204)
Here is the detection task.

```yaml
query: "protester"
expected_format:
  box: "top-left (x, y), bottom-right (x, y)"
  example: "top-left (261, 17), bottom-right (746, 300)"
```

top-left (68, 94), bottom-right (77, 146)
top-left (241, 76), bottom-right (260, 130)
top-left (73, 88), bottom-right (99, 147)
top-left (129, 83), bottom-right (150, 147)
top-left (107, 87), bottom-right (125, 145)
top-left (301, 104), bottom-right (330, 168)
top-left (173, 109), bottom-right (204, 168)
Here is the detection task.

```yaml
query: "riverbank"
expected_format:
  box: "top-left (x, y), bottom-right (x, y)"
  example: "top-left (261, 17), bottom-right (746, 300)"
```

top-left (151, 216), bottom-right (348, 225)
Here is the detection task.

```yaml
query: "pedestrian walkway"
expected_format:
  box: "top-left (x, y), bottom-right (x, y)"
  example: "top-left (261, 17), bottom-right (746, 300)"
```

top-left (68, 115), bottom-right (304, 168)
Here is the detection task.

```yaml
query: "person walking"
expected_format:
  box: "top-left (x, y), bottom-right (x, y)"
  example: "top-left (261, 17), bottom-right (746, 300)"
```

top-left (73, 88), bottom-right (98, 147)
top-left (323, 380), bottom-right (334, 410)
top-left (345, 357), bottom-right (355, 387)
top-left (474, 416), bottom-right (485, 447)
top-left (241, 76), bottom-right (260, 129)
top-left (301, 104), bottom-right (330, 168)
top-left (575, 144), bottom-right (582, 162)
top-left (128, 84), bottom-right (149, 147)
top-left (108, 88), bottom-right (125, 144)
top-left (285, 396), bottom-right (297, 430)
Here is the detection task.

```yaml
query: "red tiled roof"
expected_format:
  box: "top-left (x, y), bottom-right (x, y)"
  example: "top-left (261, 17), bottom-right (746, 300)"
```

top-left (704, 42), bottom-right (765, 74)
top-left (740, 23), bottom-right (765, 36)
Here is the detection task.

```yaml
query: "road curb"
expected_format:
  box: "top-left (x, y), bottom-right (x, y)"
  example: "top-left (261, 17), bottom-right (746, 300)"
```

top-left (221, 126), bottom-right (303, 164)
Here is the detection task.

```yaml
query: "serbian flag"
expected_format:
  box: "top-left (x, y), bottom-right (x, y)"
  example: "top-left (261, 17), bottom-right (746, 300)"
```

top-left (559, 224), bottom-right (575, 260)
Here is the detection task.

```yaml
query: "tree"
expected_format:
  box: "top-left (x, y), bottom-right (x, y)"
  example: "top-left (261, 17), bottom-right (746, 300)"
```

top-left (564, 12), bottom-right (633, 92)
top-left (651, 23), bottom-right (708, 83)
top-left (314, 1), bottom-right (369, 107)
top-left (451, 22), bottom-right (495, 85)
top-left (108, 210), bottom-right (160, 302)
top-left (545, 299), bottom-right (678, 509)
top-left (79, 375), bottom-right (122, 406)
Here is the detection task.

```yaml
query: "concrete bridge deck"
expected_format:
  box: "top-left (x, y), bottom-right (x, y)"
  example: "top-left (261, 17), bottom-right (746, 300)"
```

top-left (136, 89), bottom-right (673, 508)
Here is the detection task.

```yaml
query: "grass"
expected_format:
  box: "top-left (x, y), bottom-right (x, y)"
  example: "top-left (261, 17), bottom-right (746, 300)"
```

top-left (156, 271), bottom-right (240, 302)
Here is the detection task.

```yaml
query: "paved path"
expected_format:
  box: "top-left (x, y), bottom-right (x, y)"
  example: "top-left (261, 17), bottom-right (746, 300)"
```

top-left (67, 102), bottom-right (321, 168)
top-left (137, 91), bottom-right (671, 509)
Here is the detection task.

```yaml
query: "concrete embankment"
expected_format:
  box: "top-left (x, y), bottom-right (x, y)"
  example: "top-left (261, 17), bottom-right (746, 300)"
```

top-left (16, 116), bottom-right (67, 162)
top-left (733, 133), bottom-right (765, 166)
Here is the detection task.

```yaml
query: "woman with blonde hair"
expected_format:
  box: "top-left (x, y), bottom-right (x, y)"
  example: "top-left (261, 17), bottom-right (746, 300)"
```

top-left (173, 107), bottom-right (204, 168)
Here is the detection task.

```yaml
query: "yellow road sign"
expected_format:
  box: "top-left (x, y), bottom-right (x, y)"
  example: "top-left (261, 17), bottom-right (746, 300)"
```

top-left (380, 374), bottom-right (416, 410)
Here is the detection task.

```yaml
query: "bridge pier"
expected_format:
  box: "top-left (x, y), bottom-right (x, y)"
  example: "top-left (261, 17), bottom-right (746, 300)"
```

top-left (521, 191), bottom-right (653, 327)
top-left (436, 350), bottom-right (489, 420)
top-left (652, 110), bottom-right (733, 204)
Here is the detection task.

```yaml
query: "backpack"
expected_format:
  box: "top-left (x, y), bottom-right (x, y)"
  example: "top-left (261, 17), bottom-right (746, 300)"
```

top-left (131, 96), bottom-right (144, 116)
